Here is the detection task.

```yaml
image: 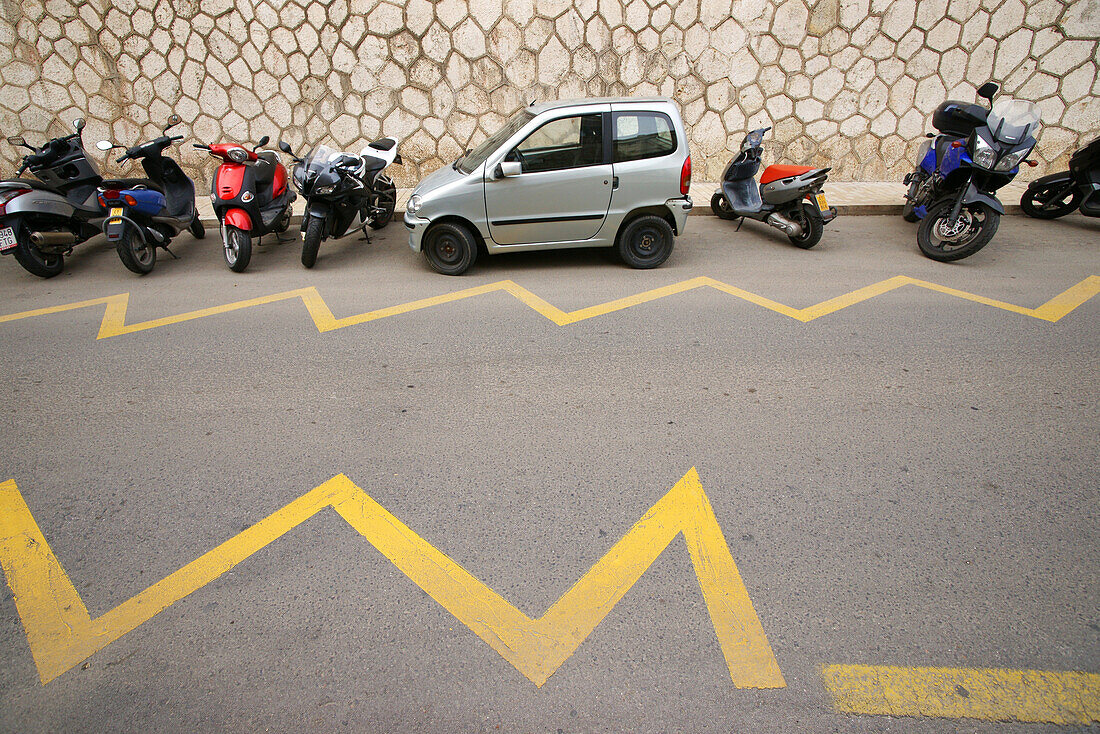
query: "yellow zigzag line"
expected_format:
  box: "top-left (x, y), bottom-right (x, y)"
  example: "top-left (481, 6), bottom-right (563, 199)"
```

top-left (1, 276), bottom-right (1096, 339)
top-left (0, 469), bottom-right (783, 688)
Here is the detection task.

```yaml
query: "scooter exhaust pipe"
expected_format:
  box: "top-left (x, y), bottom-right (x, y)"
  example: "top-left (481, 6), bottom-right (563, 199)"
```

top-left (766, 212), bottom-right (803, 238)
top-left (29, 231), bottom-right (77, 247)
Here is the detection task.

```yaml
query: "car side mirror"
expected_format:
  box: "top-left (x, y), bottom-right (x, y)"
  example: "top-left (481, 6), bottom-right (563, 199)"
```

top-left (977, 82), bottom-right (999, 103)
top-left (254, 135), bottom-right (270, 150)
top-left (497, 161), bottom-right (522, 178)
top-left (73, 118), bottom-right (86, 132)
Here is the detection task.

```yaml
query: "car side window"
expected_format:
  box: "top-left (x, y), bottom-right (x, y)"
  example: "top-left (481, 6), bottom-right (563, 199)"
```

top-left (613, 112), bottom-right (676, 163)
top-left (509, 114), bottom-right (604, 173)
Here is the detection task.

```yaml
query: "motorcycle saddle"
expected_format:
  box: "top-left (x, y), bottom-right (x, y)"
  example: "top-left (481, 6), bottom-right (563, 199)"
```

top-left (360, 154), bottom-right (387, 172)
top-left (367, 138), bottom-right (396, 152)
top-left (0, 177), bottom-right (56, 191)
top-left (101, 178), bottom-right (164, 193)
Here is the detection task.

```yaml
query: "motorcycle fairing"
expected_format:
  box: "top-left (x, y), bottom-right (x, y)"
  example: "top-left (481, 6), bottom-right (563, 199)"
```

top-left (721, 178), bottom-right (763, 215)
top-left (759, 164), bottom-right (814, 185)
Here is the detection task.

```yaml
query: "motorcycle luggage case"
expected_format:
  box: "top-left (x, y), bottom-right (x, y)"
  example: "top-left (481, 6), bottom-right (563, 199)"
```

top-left (932, 101), bottom-right (988, 137)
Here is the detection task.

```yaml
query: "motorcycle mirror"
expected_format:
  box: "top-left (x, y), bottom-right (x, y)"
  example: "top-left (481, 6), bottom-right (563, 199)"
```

top-left (164, 114), bottom-right (181, 130)
top-left (7, 135), bottom-right (26, 147)
top-left (977, 82), bottom-right (999, 102)
top-left (278, 140), bottom-right (293, 155)
top-left (254, 135), bottom-right (270, 150)
top-left (73, 118), bottom-right (86, 131)
top-left (95, 140), bottom-right (115, 151)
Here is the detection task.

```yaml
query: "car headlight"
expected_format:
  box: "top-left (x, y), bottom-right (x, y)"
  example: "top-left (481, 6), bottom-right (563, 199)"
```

top-left (995, 147), bottom-right (1031, 172)
top-left (406, 194), bottom-right (423, 215)
top-left (227, 147), bottom-right (248, 163)
top-left (314, 184), bottom-right (336, 195)
top-left (971, 136), bottom-right (996, 170)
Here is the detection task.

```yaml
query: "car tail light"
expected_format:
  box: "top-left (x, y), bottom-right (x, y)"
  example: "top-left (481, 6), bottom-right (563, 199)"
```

top-left (680, 155), bottom-right (691, 196)
top-left (0, 187), bottom-right (30, 214)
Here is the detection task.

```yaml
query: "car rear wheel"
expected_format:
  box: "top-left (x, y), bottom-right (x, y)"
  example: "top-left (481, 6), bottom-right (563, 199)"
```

top-left (423, 221), bottom-right (477, 275)
top-left (617, 215), bottom-right (674, 269)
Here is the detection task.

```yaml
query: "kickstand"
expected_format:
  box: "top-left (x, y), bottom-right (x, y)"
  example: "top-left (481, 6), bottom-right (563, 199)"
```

top-left (162, 244), bottom-right (180, 260)
top-left (359, 226), bottom-right (371, 242)
top-left (735, 217), bottom-right (744, 232)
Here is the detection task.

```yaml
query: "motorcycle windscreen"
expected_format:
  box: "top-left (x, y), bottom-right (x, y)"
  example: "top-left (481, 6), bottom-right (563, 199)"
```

top-left (988, 100), bottom-right (1041, 144)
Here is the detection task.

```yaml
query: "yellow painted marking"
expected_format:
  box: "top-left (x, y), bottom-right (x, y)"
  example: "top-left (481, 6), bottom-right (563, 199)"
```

top-left (0, 470), bottom-right (783, 688)
top-left (0, 275), bottom-right (1094, 341)
top-left (823, 664), bottom-right (1100, 725)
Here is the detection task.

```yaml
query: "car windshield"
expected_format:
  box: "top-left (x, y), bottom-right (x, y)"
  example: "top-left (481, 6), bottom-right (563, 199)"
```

top-left (987, 100), bottom-right (1041, 144)
top-left (455, 109), bottom-right (535, 174)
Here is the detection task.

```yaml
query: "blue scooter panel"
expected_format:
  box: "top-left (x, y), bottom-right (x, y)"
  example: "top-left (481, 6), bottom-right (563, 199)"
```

top-left (121, 188), bottom-right (166, 216)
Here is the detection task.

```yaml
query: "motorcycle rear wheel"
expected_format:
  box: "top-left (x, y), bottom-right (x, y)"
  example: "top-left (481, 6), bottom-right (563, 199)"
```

top-left (1020, 180), bottom-right (1081, 219)
top-left (223, 225), bottom-right (251, 272)
top-left (917, 198), bottom-right (999, 262)
top-left (188, 217), bottom-right (205, 239)
top-left (787, 202), bottom-right (823, 249)
top-left (116, 226), bottom-right (156, 275)
top-left (370, 179), bottom-right (397, 230)
top-left (11, 222), bottom-right (64, 278)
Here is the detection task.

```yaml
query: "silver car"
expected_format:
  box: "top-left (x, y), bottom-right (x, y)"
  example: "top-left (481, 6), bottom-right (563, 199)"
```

top-left (404, 97), bottom-right (693, 275)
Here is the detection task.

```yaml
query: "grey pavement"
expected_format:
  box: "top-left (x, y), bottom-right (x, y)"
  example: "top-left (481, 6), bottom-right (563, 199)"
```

top-left (0, 212), bottom-right (1097, 732)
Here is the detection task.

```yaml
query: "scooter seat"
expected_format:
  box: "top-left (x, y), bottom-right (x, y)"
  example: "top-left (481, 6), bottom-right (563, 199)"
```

top-left (759, 165), bottom-right (815, 185)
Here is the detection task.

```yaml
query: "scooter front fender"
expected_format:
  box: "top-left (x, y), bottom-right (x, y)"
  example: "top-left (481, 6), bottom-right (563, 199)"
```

top-left (961, 183), bottom-right (1004, 215)
top-left (223, 207), bottom-right (252, 231)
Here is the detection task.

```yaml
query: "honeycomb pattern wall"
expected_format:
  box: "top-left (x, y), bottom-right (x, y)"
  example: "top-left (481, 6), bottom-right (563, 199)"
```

top-left (0, 0), bottom-right (1096, 189)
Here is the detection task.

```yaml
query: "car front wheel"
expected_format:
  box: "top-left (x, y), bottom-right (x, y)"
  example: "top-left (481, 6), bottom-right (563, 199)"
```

top-left (423, 221), bottom-right (477, 275)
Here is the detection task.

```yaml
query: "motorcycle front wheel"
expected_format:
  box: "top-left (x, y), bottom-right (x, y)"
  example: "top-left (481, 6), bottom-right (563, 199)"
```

top-left (301, 216), bottom-right (324, 268)
top-left (10, 221), bottom-right (64, 278)
top-left (917, 198), bottom-right (999, 262)
top-left (223, 225), bottom-right (252, 272)
top-left (116, 226), bottom-right (156, 275)
top-left (710, 192), bottom-right (736, 220)
top-left (1020, 179), bottom-right (1081, 219)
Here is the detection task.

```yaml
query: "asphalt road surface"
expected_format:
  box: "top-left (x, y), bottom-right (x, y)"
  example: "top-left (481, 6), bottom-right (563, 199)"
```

top-left (0, 213), bottom-right (1097, 732)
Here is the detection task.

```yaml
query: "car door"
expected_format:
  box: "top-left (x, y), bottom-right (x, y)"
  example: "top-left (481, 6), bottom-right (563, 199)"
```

top-left (484, 110), bottom-right (613, 246)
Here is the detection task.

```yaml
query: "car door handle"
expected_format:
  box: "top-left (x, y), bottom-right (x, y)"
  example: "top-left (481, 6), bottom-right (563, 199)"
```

top-left (611, 176), bottom-right (619, 189)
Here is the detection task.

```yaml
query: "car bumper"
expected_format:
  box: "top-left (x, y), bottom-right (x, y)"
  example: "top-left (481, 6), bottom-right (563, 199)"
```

top-left (665, 196), bottom-right (693, 234)
top-left (404, 209), bottom-right (430, 252)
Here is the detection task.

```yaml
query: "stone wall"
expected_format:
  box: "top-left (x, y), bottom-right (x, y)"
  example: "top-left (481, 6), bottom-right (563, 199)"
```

top-left (0, 0), bottom-right (1097, 189)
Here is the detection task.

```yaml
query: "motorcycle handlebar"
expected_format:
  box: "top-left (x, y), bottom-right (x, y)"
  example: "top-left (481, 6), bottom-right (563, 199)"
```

top-left (193, 143), bottom-right (210, 149)
top-left (170, 135), bottom-right (184, 142)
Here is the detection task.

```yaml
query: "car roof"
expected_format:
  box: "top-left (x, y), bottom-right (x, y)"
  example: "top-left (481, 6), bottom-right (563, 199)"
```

top-left (527, 97), bottom-right (675, 114)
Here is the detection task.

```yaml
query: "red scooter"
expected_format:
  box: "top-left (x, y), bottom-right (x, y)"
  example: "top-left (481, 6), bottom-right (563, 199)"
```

top-left (195, 135), bottom-right (295, 272)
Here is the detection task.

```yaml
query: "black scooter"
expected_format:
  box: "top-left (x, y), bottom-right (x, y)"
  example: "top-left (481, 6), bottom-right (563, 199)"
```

top-left (1020, 135), bottom-right (1100, 220)
top-left (0, 118), bottom-right (106, 278)
top-left (95, 115), bottom-right (204, 274)
top-left (280, 138), bottom-right (401, 268)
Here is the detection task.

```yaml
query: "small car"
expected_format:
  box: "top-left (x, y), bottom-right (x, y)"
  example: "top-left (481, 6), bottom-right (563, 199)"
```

top-left (404, 97), bottom-right (693, 275)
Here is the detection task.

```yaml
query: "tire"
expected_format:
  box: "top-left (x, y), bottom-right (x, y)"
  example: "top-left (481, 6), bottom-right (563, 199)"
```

top-left (370, 178), bottom-right (397, 230)
top-left (901, 178), bottom-right (921, 222)
top-left (710, 192), bottom-right (736, 220)
top-left (1020, 180), bottom-right (1081, 219)
top-left (423, 221), bottom-right (477, 275)
top-left (916, 198), bottom-right (1000, 262)
top-left (788, 202), bottom-right (823, 249)
top-left (10, 222), bottom-right (64, 278)
top-left (115, 226), bottom-right (156, 275)
top-left (223, 225), bottom-right (252, 272)
top-left (616, 214), bottom-right (674, 269)
top-left (188, 217), bottom-right (205, 239)
top-left (275, 207), bottom-right (291, 234)
top-left (301, 215), bottom-right (324, 268)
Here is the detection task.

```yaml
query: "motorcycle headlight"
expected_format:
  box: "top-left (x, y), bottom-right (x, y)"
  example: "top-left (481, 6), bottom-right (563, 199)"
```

top-left (406, 194), bottom-right (423, 215)
top-left (995, 147), bottom-right (1031, 172)
top-left (227, 147), bottom-right (249, 163)
top-left (971, 136), bottom-right (996, 170)
top-left (314, 184), bottom-right (336, 195)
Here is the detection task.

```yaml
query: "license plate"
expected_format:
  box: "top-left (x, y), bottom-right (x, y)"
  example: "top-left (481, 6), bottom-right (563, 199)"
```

top-left (815, 193), bottom-right (829, 211)
top-left (0, 226), bottom-right (16, 252)
top-left (110, 207), bottom-right (123, 217)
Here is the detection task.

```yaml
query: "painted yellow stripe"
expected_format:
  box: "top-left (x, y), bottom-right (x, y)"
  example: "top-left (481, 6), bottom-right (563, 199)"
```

top-left (0, 470), bottom-right (783, 688)
top-left (823, 664), bottom-right (1100, 725)
top-left (0, 275), bottom-right (1093, 341)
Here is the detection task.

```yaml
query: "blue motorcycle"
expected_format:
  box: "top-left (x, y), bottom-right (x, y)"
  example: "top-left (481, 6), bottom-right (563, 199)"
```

top-left (902, 82), bottom-right (1041, 261)
top-left (95, 115), bottom-right (204, 274)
